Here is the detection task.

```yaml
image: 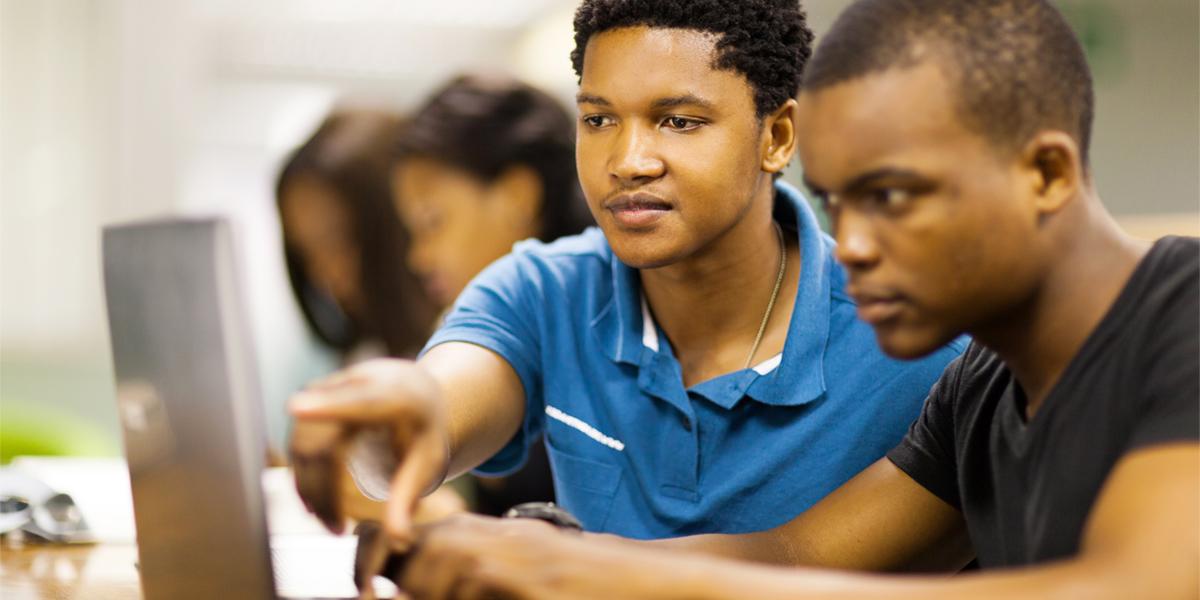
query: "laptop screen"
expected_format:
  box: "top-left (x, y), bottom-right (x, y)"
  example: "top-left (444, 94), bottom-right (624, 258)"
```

top-left (103, 218), bottom-right (277, 599)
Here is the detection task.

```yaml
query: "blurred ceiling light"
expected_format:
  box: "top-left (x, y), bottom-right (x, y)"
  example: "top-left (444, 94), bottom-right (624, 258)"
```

top-left (199, 0), bottom-right (568, 29)
top-left (511, 3), bottom-right (578, 99)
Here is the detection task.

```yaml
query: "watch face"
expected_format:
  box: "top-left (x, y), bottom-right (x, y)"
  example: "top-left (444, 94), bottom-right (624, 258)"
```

top-left (504, 501), bottom-right (584, 532)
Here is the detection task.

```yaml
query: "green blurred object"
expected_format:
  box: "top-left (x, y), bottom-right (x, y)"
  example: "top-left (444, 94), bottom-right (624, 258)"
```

top-left (0, 402), bottom-right (118, 463)
top-left (1057, 0), bottom-right (1128, 83)
top-left (0, 357), bottom-right (122, 463)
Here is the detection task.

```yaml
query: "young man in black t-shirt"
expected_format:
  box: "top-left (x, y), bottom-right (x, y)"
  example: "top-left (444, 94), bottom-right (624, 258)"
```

top-left (389, 1), bottom-right (1199, 598)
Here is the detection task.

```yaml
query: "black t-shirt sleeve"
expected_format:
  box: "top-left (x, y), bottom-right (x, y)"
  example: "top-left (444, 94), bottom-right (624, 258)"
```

top-left (1128, 238), bottom-right (1200, 451)
top-left (886, 354), bottom-right (966, 509)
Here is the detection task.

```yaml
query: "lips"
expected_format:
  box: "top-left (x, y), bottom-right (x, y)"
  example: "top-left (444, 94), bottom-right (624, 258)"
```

top-left (603, 192), bottom-right (672, 229)
top-left (848, 286), bottom-right (906, 325)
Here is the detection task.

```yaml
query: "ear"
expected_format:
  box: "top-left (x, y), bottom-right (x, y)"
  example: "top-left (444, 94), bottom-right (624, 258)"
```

top-left (760, 98), bottom-right (799, 174)
top-left (1019, 131), bottom-right (1085, 216)
top-left (487, 164), bottom-right (543, 232)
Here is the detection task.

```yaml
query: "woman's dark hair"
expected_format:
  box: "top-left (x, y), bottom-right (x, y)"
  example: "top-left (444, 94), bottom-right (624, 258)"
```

top-left (276, 110), bottom-right (438, 357)
top-left (396, 74), bottom-right (593, 241)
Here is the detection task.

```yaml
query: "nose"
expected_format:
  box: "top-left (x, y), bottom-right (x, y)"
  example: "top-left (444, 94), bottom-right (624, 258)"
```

top-left (832, 209), bottom-right (882, 272)
top-left (609, 123), bottom-right (664, 184)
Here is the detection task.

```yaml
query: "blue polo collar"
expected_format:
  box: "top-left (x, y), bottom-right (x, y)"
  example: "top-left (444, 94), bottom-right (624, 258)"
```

top-left (590, 180), bottom-right (831, 409)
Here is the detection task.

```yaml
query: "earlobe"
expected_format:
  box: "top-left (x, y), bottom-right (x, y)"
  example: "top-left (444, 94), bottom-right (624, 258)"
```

top-left (761, 99), bottom-right (799, 174)
top-left (1023, 131), bottom-right (1083, 215)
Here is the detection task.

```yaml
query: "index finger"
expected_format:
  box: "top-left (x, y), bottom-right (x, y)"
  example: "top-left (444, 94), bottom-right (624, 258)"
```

top-left (289, 387), bottom-right (419, 424)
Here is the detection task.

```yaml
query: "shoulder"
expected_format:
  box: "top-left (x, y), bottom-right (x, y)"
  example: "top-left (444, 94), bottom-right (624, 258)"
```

top-left (513, 227), bottom-right (612, 261)
top-left (1148, 235), bottom-right (1199, 267)
top-left (929, 342), bottom-right (1008, 409)
top-left (429, 229), bottom-right (616, 357)
top-left (472, 227), bottom-right (613, 292)
top-left (507, 228), bottom-right (612, 275)
top-left (1125, 237), bottom-right (1199, 382)
top-left (1138, 236), bottom-right (1199, 304)
top-left (1108, 236), bottom-right (1200, 349)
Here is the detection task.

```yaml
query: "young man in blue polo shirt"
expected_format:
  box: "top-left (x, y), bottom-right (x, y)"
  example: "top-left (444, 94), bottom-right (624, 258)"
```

top-left (289, 0), bottom-right (963, 544)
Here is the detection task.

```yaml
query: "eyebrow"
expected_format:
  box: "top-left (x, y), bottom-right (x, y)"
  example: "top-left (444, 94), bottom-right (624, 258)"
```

top-left (650, 93), bottom-right (716, 111)
top-left (576, 93), bottom-right (610, 106)
top-left (574, 92), bottom-right (716, 111)
top-left (806, 167), bottom-right (926, 196)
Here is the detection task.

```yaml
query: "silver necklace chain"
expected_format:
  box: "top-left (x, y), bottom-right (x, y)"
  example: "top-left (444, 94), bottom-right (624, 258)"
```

top-left (744, 221), bottom-right (786, 369)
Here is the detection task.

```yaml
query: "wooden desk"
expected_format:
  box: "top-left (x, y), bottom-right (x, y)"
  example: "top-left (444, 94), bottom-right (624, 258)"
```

top-left (1, 541), bottom-right (142, 599)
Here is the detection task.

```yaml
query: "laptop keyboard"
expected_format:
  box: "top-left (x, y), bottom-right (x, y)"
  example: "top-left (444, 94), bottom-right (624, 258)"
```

top-left (270, 535), bottom-right (397, 599)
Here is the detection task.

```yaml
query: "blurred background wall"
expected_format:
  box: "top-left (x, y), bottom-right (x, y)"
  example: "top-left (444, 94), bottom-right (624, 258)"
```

top-left (1, 0), bottom-right (1196, 459)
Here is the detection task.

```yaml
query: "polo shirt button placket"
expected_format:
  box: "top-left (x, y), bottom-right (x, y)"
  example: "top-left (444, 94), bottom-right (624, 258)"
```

top-left (679, 414), bottom-right (693, 432)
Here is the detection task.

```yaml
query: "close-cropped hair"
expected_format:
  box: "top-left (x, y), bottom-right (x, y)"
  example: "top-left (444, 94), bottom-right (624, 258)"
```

top-left (396, 74), bottom-right (593, 242)
top-left (571, 0), bottom-right (815, 118)
top-left (802, 0), bottom-right (1095, 164)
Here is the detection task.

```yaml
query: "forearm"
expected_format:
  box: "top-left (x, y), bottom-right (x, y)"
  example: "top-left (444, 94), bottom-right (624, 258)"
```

top-left (337, 345), bottom-right (526, 502)
top-left (421, 343), bottom-right (526, 483)
top-left (644, 530), bottom-right (801, 566)
top-left (678, 556), bottom-right (1183, 600)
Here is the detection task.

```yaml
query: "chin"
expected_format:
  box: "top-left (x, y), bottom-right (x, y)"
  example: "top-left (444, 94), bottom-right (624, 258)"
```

top-left (873, 326), bottom-right (954, 361)
top-left (600, 228), bottom-right (680, 270)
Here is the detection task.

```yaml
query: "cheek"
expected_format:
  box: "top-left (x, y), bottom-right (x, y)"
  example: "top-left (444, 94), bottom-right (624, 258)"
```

top-left (906, 195), bottom-right (1036, 315)
top-left (672, 128), bottom-right (761, 174)
top-left (575, 137), bottom-right (610, 204)
top-left (668, 135), bottom-right (764, 218)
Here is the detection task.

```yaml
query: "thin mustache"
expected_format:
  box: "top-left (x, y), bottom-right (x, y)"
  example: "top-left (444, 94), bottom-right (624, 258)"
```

top-left (602, 190), bottom-right (672, 209)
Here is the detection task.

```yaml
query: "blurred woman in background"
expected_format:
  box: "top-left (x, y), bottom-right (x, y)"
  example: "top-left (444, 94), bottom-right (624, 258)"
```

top-left (277, 110), bottom-right (439, 362)
top-left (391, 74), bottom-right (593, 516)
top-left (393, 74), bottom-right (593, 309)
top-left (276, 110), bottom-right (462, 520)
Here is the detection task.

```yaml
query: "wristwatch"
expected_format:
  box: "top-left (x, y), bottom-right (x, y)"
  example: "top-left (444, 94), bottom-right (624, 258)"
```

top-left (353, 502), bottom-right (583, 593)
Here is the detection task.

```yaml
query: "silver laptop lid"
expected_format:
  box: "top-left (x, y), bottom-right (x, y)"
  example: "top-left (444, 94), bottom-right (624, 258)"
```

top-left (103, 217), bottom-right (276, 600)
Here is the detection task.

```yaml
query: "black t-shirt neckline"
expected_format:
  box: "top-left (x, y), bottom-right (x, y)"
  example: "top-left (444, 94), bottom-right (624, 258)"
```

top-left (1001, 242), bottom-right (1159, 441)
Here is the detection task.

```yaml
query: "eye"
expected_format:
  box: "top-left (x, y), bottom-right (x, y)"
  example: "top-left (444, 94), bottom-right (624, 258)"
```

top-left (581, 115), bottom-right (613, 129)
top-left (816, 193), bottom-right (831, 212)
top-left (816, 193), bottom-right (841, 218)
top-left (662, 116), bottom-right (703, 131)
top-left (868, 188), bottom-right (911, 209)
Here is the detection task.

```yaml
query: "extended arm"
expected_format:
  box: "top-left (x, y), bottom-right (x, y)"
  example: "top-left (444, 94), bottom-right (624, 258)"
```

top-left (400, 444), bottom-right (1197, 599)
top-left (420, 342), bottom-right (529, 480)
top-left (290, 342), bottom-right (526, 541)
top-left (647, 457), bottom-right (972, 572)
top-left (680, 443), bottom-right (1198, 599)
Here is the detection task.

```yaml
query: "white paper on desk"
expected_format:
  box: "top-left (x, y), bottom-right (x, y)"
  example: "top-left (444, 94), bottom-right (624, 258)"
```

top-left (9, 459), bottom-right (396, 597)
top-left (9, 460), bottom-right (333, 541)
top-left (8, 461), bottom-right (337, 542)
top-left (10, 456), bottom-right (137, 543)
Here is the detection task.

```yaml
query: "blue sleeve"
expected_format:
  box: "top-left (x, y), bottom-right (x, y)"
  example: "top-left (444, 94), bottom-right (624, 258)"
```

top-left (420, 251), bottom-right (547, 477)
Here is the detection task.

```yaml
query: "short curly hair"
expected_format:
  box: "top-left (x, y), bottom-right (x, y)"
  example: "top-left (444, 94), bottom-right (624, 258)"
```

top-left (571, 0), bottom-right (815, 118)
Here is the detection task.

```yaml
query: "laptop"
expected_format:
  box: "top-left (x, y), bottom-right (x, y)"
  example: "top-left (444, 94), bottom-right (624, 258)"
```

top-left (102, 217), bottom-right (389, 599)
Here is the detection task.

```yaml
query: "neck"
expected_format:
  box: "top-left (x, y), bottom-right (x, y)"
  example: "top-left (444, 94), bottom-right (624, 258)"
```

top-left (639, 179), bottom-right (793, 373)
top-left (972, 195), bottom-right (1151, 418)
